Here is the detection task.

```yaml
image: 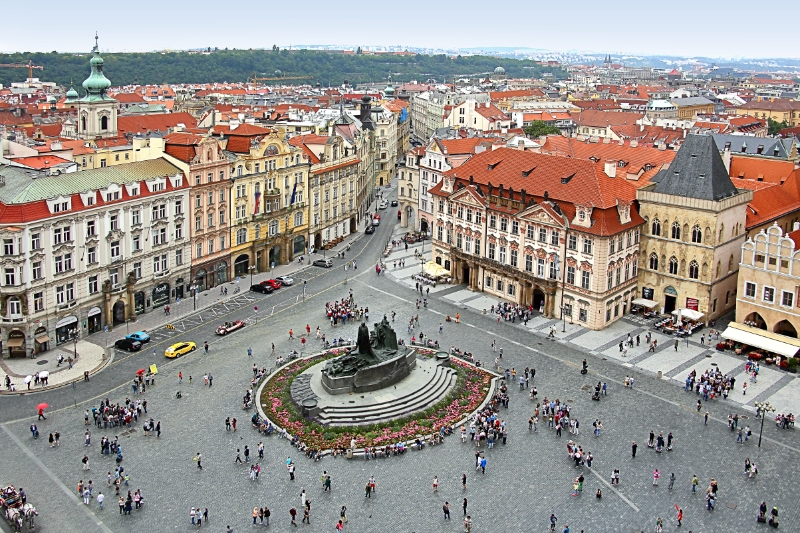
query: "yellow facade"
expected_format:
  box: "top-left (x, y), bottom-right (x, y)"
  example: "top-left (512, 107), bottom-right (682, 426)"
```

top-left (637, 186), bottom-right (752, 320)
top-left (229, 133), bottom-right (310, 277)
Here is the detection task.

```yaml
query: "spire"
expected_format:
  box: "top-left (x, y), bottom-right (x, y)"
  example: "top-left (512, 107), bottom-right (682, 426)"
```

top-left (81, 34), bottom-right (113, 102)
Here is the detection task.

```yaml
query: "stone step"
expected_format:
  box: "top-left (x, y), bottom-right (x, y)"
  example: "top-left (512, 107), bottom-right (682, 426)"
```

top-left (317, 366), bottom-right (457, 425)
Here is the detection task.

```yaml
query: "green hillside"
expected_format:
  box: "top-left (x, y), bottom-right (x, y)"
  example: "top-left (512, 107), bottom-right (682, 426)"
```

top-left (0, 49), bottom-right (564, 88)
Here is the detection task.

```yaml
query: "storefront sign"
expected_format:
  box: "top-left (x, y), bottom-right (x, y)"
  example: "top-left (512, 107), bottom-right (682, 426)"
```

top-left (152, 283), bottom-right (170, 308)
top-left (87, 306), bottom-right (101, 317)
top-left (686, 298), bottom-right (699, 311)
top-left (56, 315), bottom-right (78, 328)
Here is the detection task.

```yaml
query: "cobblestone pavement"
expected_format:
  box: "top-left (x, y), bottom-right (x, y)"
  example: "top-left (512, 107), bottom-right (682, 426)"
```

top-left (0, 184), bottom-right (797, 532)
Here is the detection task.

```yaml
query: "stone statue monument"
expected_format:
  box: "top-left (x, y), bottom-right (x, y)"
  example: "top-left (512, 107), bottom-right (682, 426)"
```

top-left (323, 317), bottom-right (406, 378)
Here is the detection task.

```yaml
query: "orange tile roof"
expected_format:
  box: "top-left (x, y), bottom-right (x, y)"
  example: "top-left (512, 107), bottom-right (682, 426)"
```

top-left (437, 138), bottom-right (491, 155)
top-left (212, 123), bottom-right (271, 136)
top-left (728, 156), bottom-right (795, 184)
top-left (23, 123), bottom-right (63, 138)
top-left (11, 155), bottom-right (71, 169)
top-left (472, 103), bottom-right (509, 121)
top-left (94, 137), bottom-right (129, 148)
top-left (576, 110), bottom-right (644, 127)
top-left (288, 135), bottom-right (325, 164)
top-left (731, 178), bottom-right (800, 229)
top-left (117, 112), bottom-right (197, 136)
top-left (488, 89), bottom-right (545, 101)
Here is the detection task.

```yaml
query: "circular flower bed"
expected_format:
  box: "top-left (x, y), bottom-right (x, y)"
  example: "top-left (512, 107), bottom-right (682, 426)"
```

top-left (259, 348), bottom-right (494, 450)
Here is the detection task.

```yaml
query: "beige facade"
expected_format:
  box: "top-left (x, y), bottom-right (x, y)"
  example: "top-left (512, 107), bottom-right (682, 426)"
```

top-left (637, 187), bottom-right (752, 319)
top-left (737, 224), bottom-right (800, 338)
top-left (398, 149), bottom-right (422, 230)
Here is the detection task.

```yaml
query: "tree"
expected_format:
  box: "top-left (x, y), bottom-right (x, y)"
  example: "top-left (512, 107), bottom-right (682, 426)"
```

top-left (356, 47), bottom-right (362, 55)
top-left (524, 120), bottom-right (561, 138)
top-left (768, 118), bottom-right (789, 136)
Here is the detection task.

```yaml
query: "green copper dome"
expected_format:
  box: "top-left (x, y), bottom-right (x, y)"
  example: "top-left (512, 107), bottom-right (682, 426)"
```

top-left (65, 86), bottom-right (79, 101)
top-left (384, 75), bottom-right (395, 96)
top-left (81, 35), bottom-right (113, 101)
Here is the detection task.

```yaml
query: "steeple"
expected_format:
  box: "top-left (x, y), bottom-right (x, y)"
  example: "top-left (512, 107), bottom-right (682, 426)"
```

top-left (81, 33), bottom-right (113, 102)
top-left (384, 74), bottom-right (395, 97)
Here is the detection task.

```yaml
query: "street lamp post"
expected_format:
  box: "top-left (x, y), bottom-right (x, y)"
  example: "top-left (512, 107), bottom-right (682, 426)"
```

top-left (70, 328), bottom-right (78, 359)
top-left (190, 284), bottom-right (198, 310)
top-left (754, 400), bottom-right (776, 448)
top-left (248, 265), bottom-right (257, 287)
top-left (561, 306), bottom-right (567, 333)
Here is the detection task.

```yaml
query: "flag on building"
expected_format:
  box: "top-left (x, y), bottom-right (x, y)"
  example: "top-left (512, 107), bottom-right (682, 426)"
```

top-left (290, 182), bottom-right (297, 205)
top-left (253, 190), bottom-right (261, 214)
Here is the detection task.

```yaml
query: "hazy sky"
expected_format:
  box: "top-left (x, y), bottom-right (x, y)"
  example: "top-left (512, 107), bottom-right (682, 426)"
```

top-left (0, 1), bottom-right (792, 58)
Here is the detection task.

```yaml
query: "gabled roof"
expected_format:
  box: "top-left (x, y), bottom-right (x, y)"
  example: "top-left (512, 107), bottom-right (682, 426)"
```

top-left (730, 178), bottom-right (800, 229)
top-left (576, 110), bottom-right (644, 128)
top-left (711, 133), bottom-right (789, 159)
top-left (650, 134), bottom-right (738, 201)
top-left (729, 156), bottom-right (795, 184)
top-left (117, 112), bottom-right (197, 137)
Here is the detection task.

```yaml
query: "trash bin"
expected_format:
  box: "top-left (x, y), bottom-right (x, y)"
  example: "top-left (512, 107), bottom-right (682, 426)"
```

top-left (346, 448), bottom-right (353, 459)
top-left (657, 370), bottom-right (663, 379)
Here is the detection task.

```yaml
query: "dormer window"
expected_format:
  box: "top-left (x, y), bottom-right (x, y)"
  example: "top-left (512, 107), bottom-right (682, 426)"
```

top-left (578, 210), bottom-right (585, 221)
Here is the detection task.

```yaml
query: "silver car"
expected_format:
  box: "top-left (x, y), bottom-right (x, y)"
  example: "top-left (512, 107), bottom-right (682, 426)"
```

top-left (275, 276), bottom-right (294, 286)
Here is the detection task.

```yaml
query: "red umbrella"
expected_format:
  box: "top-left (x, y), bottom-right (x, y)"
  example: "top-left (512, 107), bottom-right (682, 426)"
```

top-left (36, 403), bottom-right (48, 411)
top-left (136, 369), bottom-right (146, 375)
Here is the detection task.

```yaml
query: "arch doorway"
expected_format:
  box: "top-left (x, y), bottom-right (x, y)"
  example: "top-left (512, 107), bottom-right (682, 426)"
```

top-left (532, 288), bottom-right (546, 313)
top-left (234, 254), bottom-right (250, 277)
top-left (112, 300), bottom-right (126, 325)
top-left (774, 319), bottom-right (797, 338)
top-left (314, 233), bottom-right (322, 251)
top-left (269, 245), bottom-right (281, 268)
top-left (663, 286), bottom-right (677, 314)
top-left (744, 312), bottom-right (767, 330)
top-left (350, 217), bottom-right (356, 233)
top-left (194, 269), bottom-right (207, 293)
top-left (293, 236), bottom-right (306, 256)
top-left (420, 218), bottom-right (429, 234)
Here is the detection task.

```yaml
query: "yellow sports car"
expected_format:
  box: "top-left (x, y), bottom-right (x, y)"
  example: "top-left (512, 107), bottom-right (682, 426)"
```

top-left (164, 341), bottom-right (196, 358)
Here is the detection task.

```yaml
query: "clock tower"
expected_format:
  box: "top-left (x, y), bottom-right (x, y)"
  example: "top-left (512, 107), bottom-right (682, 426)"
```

top-left (77, 34), bottom-right (118, 140)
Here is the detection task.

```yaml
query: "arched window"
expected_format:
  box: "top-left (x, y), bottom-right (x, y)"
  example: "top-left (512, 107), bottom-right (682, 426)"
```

top-left (236, 228), bottom-right (247, 245)
top-left (81, 116), bottom-right (86, 131)
top-left (669, 256), bottom-right (678, 275)
top-left (689, 260), bottom-right (699, 279)
top-left (649, 253), bottom-right (659, 270)
top-left (671, 222), bottom-right (681, 240)
top-left (254, 225), bottom-right (261, 240)
top-left (728, 254), bottom-right (734, 272)
top-left (100, 115), bottom-right (108, 131)
top-left (691, 225), bottom-right (702, 243)
top-left (719, 224), bottom-right (725, 243)
top-left (716, 261), bottom-right (721, 278)
top-left (7, 297), bottom-right (21, 316)
top-left (651, 218), bottom-right (661, 236)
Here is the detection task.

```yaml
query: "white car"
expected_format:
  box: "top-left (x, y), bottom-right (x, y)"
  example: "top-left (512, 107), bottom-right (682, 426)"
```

top-left (378, 201), bottom-right (388, 210)
top-left (275, 276), bottom-right (294, 286)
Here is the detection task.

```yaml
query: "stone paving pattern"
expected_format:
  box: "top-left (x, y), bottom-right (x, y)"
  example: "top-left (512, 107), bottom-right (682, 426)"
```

top-left (0, 184), bottom-right (796, 532)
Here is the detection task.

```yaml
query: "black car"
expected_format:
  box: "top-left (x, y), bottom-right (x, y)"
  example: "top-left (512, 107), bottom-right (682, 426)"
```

top-left (250, 284), bottom-right (274, 294)
top-left (390, 200), bottom-right (398, 206)
top-left (115, 338), bottom-right (142, 352)
top-left (365, 225), bottom-right (375, 234)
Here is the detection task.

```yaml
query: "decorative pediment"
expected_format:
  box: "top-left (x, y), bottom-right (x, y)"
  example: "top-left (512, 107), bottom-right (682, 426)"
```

top-left (509, 241), bottom-right (519, 251)
top-left (472, 231), bottom-right (481, 239)
top-left (106, 229), bottom-right (125, 242)
top-left (580, 261), bottom-right (593, 273)
top-left (487, 235), bottom-right (497, 244)
top-left (436, 219), bottom-right (444, 227)
top-left (536, 248), bottom-right (547, 259)
top-left (524, 245), bottom-right (535, 254)
top-left (566, 257), bottom-right (578, 267)
top-left (51, 243), bottom-right (75, 256)
top-left (499, 236), bottom-right (507, 246)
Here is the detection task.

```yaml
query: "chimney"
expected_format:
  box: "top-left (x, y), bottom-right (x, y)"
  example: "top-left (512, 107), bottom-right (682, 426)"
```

top-left (518, 139), bottom-right (525, 150)
top-left (521, 189), bottom-right (527, 204)
top-left (604, 160), bottom-right (617, 178)
top-left (794, 221), bottom-right (800, 231)
top-left (722, 146), bottom-right (732, 173)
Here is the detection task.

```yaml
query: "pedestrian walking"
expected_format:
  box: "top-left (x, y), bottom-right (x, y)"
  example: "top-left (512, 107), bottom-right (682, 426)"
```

top-left (653, 469), bottom-right (660, 486)
top-left (290, 507), bottom-right (297, 526)
top-left (631, 441), bottom-right (637, 458)
top-left (97, 492), bottom-right (104, 510)
top-left (676, 505), bottom-right (683, 526)
top-left (340, 505), bottom-right (347, 523)
top-left (463, 498), bottom-right (467, 516)
top-left (668, 472), bottom-right (675, 490)
top-left (462, 473), bottom-right (467, 490)
top-left (443, 501), bottom-right (450, 519)
top-left (194, 452), bottom-right (202, 469)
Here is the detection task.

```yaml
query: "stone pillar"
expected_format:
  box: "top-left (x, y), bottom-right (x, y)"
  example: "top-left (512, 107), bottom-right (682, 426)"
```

top-left (103, 289), bottom-right (112, 333)
top-left (125, 274), bottom-right (136, 321)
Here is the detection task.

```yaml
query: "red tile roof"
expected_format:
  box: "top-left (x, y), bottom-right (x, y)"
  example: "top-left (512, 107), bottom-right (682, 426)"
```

top-left (117, 112), bottom-right (197, 137)
top-left (731, 178), bottom-right (800, 229)
top-left (576, 110), bottom-right (644, 128)
top-left (729, 156), bottom-right (795, 184)
top-left (24, 123), bottom-right (63, 138)
top-left (11, 155), bottom-right (71, 170)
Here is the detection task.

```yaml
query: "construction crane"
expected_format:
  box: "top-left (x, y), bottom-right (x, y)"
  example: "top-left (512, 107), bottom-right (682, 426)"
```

top-left (0, 60), bottom-right (44, 81)
top-left (247, 71), bottom-right (312, 85)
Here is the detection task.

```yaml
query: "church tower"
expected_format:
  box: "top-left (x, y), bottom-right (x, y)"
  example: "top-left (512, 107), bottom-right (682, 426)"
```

top-left (78, 34), bottom-right (118, 140)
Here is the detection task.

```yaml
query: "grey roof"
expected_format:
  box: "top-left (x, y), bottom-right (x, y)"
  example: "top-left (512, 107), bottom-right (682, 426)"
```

top-left (0, 158), bottom-right (181, 204)
top-left (669, 96), bottom-right (714, 107)
top-left (709, 134), bottom-right (789, 159)
top-left (650, 134), bottom-right (739, 201)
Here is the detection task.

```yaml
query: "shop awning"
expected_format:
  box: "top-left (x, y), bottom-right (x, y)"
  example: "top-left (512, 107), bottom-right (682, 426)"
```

top-left (6, 337), bottom-right (24, 347)
top-left (671, 308), bottom-right (704, 321)
top-left (423, 261), bottom-right (450, 278)
top-left (631, 298), bottom-right (659, 309)
top-left (721, 323), bottom-right (800, 358)
top-left (35, 335), bottom-right (50, 344)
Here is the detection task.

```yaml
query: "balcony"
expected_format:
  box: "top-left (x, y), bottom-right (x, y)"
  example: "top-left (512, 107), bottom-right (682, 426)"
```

top-left (154, 270), bottom-right (170, 278)
top-left (0, 315), bottom-right (26, 324)
top-left (58, 300), bottom-right (77, 310)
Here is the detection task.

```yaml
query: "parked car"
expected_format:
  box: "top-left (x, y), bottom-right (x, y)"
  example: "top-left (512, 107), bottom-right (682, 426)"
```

top-left (250, 284), bottom-right (274, 294)
top-left (164, 341), bottom-right (196, 358)
top-left (313, 258), bottom-right (334, 268)
top-left (215, 320), bottom-right (246, 335)
top-left (126, 331), bottom-right (150, 343)
top-left (390, 200), bottom-right (398, 206)
top-left (114, 338), bottom-right (142, 352)
top-left (365, 225), bottom-right (375, 234)
top-left (260, 279), bottom-right (282, 290)
top-left (372, 215), bottom-right (381, 226)
top-left (275, 276), bottom-right (294, 286)
top-left (378, 201), bottom-right (388, 210)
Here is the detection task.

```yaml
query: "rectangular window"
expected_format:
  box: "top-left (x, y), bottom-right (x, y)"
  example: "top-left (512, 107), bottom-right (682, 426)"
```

top-left (539, 228), bottom-right (547, 242)
top-left (153, 228), bottom-right (166, 246)
top-left (510, 249), bottom-right (518, 268)
top-left (176, 199), bottom-right (183, 215)
top-left (457, 205), bottom-right (463, 219)
top-left (500, 218), bottom-right (508, 232)
top-left (763, 286), bottom-right (775, 303)
top-left (89, 275), bottom-right (98, 294)
top-left (66, 282), bottom-right (74, 301)
top-left (32, 261), bottom-right (42, 280)
top-left (567, 266), bottom-right (575, 285)
top-left (446, 230), bottom-right (452, 245)
top-left (485, 276), bottom-right (492, 289)
top-left (220, 235), bottom-right (225, 250)
top-left (568, 235), bottom-right (577, 250)
top-left (131, 209), bottom-right (140, 225)
top-left (549, 261), bottom-right (557, 279)
top-left (34, 292), bottom-right (44, 312)
top-left (745, 282), bottom-right (756, 298)
top-left (31, 233), bottom-right (40, 250)
top-left (55, 285), bottom-right (64, 305)
top-left (615, 268), bottom-right (621, 286)
top-left (176, 248), bottom-right (183, 266)
top-left (466, 209), bottom-right (473, 223)
top-left (196, 242), bottom-right (202, 258)
top-left (475, 212), bottom-right (482, 224)
top-left (583, 238), bottom-right (593, 255)
top-left (527, 225), bottom-right (535, 239)
top-left (53, 228), bottom-right (62, 244)
top-left (54, 255), bottom-right (64, 274)
top-left (782, 290), bottom-right (793, 307)
top-left (537, 258), bottom-right (545, 277)
top-left (208, 213), bottom-right (214, 228)
top-left (525, 254), bottom-right (533, 272)
top-left (497, 280), bottom-right (504, 292)
top-left (195, 195), bottom-right (201, 208)
top-left (456, 233), bottom-right (462, 249)
top-left (581, 271), bottom-right (590, 290)
top-left (489, 215), bottom-right (497, 229)
top-left (474, 239), bottom-right (480, 255)
top-left (579, 308), bottom-right (587, 322)
top-left (511, 221), bottom-right (519, 235)
top-left (610, 239), bottom-right (615, 254)
top-left (86, 220), bottom-right (96, 237)
top-left (551, 231), bottom-right (559, 246)
top-left (110, 215), bottom-right (119, 231)
top-left (508, 284), bottom-right (515, 296)
top-left (110, 241), bottom-right (120, 260)
top-left (132, 236), bottom-right (141, 252)
top-left (488, 243), bottom-right (496, 261)
top-left (208, 239), bottom-right (214, 254)
top-left (4, 268), bottom-right (15, 286)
